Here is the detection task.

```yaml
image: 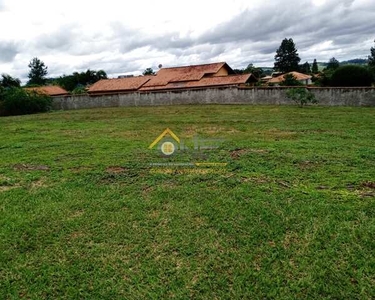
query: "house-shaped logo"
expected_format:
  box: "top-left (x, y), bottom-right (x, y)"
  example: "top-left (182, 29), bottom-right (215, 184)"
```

top-left (149, 128), bottom-right (180, 156)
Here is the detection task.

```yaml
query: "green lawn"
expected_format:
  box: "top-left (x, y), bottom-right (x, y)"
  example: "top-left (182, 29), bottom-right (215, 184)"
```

top-left (0, 105), bottom-right (374, 299)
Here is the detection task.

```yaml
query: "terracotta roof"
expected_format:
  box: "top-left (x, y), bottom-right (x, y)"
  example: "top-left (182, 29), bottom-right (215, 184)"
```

top-left (88, 76), bottom-right (152, 94)
top-left (269, 72), bottom-right (312, 84)
top-left (25, 86), bottom-right (69, 96)
top-left (261, 75), bottom-right (273, 81)
top-left (143, 62), bottom-right (233, 87)
top-left (140, 74), bottom-right (255, 91)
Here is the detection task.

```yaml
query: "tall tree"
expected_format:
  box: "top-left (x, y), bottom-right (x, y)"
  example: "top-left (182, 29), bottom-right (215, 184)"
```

top-left (243, 63), bottom-right (264, 78)
top-left (369, 40), bottom-right (375, 67)
top-left (312, 59), bottom-right (319, 73)
top-left (300, 61), bottom-right (311, 74)
top-left (274, 38), bottom-right (301, 72)
top-left (0, 74), bottom-right (21, 88)
top-left (27, 57), bottom-right (48, 85)
top-left (143, 68), bottom-right (155, 76)
top-left (54, 69), bottom-right (107, 91)
top-left (326, 57), bottom-right (340, 70)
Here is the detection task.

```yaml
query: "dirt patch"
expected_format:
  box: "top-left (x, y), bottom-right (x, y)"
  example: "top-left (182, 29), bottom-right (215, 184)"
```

top-left (361, 181), bottom-right (375, 189)
top-left (230, 149), bottom-right (249, 159)
top-left (0, 186), bottom-right (17, 192)
top-left (68, 210), bottom-right (85, 219)
top-left (31, 178), bottom-right (48, 189)
top-left (298, 160), bottom-right (318, 170)
top-left (67, 231), bottom-right (85, 241)
top-left (359, 191), bottom-right (375, 198)
top-left (13, 164), bottom-right (50, 171)
top-left (0, 175), bottom-right (11, 181)
top-left (142, 185), bottom-right (154, 198)
top-left (359, 181), bottom-right (375, 198)
top-left (106, 166), bottom-right (128, 174)
top-left (277, 180), bottom-right (292, 188)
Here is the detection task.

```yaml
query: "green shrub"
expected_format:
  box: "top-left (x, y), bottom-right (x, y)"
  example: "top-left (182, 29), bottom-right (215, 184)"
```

top-left (314, 69), bottom-right (335, 86)
top-left (331, 65), bottom-right (373, 87)
top-left (72, 85), bottom-right (87, 95)
top-left (0, 88), bottom-right (52, 116)
top-left (286, 88), bottom-right (318, 107)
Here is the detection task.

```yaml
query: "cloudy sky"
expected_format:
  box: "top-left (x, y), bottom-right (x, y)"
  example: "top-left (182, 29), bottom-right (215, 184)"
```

top-left (0, 0), bottom-right (374, 83)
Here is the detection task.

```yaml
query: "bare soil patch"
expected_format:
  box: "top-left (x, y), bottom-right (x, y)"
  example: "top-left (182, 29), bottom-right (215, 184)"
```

top-left (106, 166), bottom-right (128, 174)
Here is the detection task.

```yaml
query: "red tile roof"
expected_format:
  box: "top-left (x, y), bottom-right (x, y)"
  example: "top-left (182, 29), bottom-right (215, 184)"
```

top-left (140, 74), bottom-right (255, 91)
top-left (88, 76), bottom-right (152, 94)
top-left (143, 62), bottom-right (233, 87)
top-left (25, 86), bottom-right (69, 96)
top-left (87, 62), bottom-right (255, 95)
top-left (269, 71), bottom-right (312, 84)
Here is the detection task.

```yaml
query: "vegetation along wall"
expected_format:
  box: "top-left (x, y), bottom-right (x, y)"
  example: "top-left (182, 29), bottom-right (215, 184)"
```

top-left (52, 87), bottom-right (375, 110)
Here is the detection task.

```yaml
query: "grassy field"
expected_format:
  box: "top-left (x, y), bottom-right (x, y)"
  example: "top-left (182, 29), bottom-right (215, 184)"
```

top-left (0, 105), bottom-right (374, 299)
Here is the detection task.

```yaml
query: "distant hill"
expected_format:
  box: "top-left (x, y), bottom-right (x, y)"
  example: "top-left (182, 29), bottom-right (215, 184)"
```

top-left (340, 59), bottom-right (368, 65)
top-left (319, 58), bottom-right (368, 67)
top-left (261, 67), bottom-right (274, 76)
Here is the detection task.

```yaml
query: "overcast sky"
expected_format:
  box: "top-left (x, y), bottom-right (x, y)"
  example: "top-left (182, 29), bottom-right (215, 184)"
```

top-left (0, 0), bottom-right (374, 83)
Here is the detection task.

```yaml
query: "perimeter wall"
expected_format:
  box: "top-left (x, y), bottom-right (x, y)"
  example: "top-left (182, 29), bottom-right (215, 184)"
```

top-left (52, 87), bottom-right (375, 110)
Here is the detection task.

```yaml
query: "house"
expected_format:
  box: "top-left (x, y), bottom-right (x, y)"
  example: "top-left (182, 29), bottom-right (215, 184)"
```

top-left (25, 86), bottom-right (69, 97)
top-left (88, 62), bottom-right (257, 95)
top-left (268, 71), bottom-right (312, 86)
top-left (140, 62), bottom-right (257, 91)
top-left (260, 75), bottom-right (273, 84)
top-left (88, 76), bottom-right (153, 95)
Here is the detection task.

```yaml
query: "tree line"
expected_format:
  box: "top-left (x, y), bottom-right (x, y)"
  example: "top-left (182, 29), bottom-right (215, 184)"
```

top-left (25, 57), bottom-right (108, 93)
top-left (234, 38), bottom-right (375, 87)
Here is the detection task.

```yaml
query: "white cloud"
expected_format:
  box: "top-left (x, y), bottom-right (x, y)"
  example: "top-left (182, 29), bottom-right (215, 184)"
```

top-left (0, 0), bottom-right (374, 83)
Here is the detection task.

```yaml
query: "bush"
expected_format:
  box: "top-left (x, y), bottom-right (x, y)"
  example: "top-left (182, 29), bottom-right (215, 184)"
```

top-left (72, 85), bottom-right (87, 95)
top-left (286, 88), bottom-right (318, 107)
top-left (0, 88), bottom-right (52, 116)
top-left (314, 69), bottom-right (335, 87)
top-left (331, 65), bottom-right (373, 87)
top-left (370, 67), bottom-right (375, 84)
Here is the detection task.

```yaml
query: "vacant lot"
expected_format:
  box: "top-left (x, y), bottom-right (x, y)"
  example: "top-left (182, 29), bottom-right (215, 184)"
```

top-left (1, 105), bottom-right (374, 299)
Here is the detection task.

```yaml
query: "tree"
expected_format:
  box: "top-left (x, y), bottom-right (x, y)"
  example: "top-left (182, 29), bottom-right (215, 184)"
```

top-left (312, 59), bottom-right (319, 73)
top-left (286, 88), bottom-right (317, 107)
top-left (54, 69), bottom-right (107, 91)
top-left (300, 62), bottom-right (311, 74)
top-left (233, 69), bottom-right (244, 74)
top-left (243, 63), bottom-right (264, 78)
top-left (0, 74), bottom-right (21, 88)
top-left (143, 68), bottom-right (155, 76)
top-left (27, 57), bottom-right (48, 86)
top-left (331, 65), bottom-right (373, 87)
top-left (326, 57), bottom-right (340, 70)
top-left (369, 40), bottom-right (375, 67)
top-left (274, 38), bottom-right (301, 72)
top-left (0, 87), bottom-right (52, 116)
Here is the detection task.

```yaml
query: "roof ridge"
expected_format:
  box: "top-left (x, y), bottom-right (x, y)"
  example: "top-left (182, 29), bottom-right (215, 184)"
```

top-left (209, 73), bottom-right (251, 78)
top-left (160, 62), bottom-right (226, 70)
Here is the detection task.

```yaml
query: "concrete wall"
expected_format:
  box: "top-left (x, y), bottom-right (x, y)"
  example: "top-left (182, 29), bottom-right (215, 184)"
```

top-left (52, 87), bottom-right (375, 110)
